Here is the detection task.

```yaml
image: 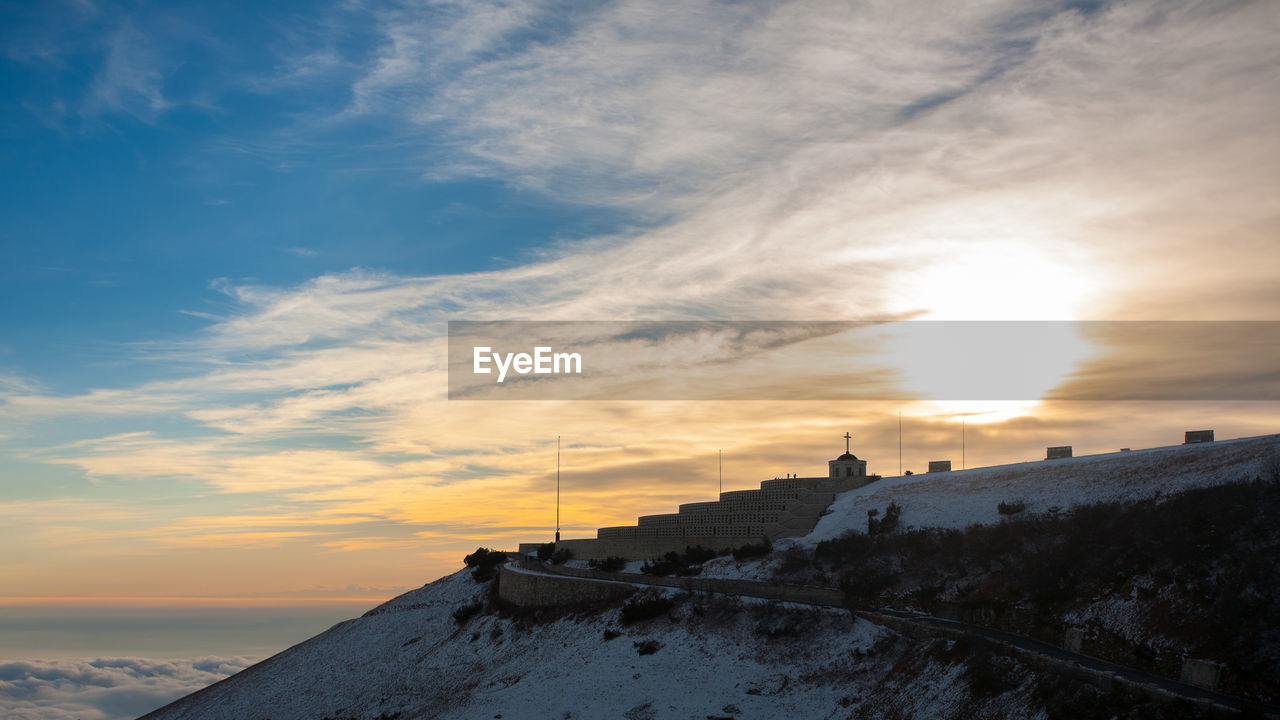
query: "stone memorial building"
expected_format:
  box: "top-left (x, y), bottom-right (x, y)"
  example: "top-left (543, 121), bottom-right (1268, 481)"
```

top-left (528, 434), bottom-right (879, 561)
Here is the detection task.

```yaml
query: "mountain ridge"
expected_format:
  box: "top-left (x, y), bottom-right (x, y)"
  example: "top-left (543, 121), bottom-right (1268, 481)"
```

top-left (142, 434), bottom-right (1280, 719)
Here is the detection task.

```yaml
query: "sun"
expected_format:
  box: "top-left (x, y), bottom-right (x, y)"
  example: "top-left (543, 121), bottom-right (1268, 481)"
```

top-left (874, 237), bottom-right (1103, 420)
top-left (900, 240), bottom-right (1097, 321)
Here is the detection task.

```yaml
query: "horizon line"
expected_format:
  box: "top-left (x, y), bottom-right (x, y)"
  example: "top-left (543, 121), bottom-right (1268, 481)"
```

top-left (0, 596), bottom-right (396, 608)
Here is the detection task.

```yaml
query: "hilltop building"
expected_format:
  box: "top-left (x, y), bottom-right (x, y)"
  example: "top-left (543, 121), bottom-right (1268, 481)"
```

top-left (524, 434), bottom-right (879, 561)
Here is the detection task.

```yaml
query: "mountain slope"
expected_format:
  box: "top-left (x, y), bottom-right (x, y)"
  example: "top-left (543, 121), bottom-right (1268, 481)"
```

top-left (144, 435), bottom-right (1280, 719)
top-left (806, 433), bottom-right (1280, 543)
top-left (143, 574), bottom-right (900, 719)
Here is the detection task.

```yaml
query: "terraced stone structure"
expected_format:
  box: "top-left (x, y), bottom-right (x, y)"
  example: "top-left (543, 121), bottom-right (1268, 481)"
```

top-left (536, 435), bottom-right (879, 561)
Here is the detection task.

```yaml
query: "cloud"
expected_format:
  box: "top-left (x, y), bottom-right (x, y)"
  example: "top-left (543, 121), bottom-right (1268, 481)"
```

top-left (0, 656), bottom-right (253, 720)
top-left (350, 0), bottom-right (1058, 211)
top-left (330, 0), bottom-right (1280, 316)
top-left (0, 373), bottom-right (40, 396)
top-left (2, 0), bottom-right (1279, 599)
top-left (84, 21), bottom-right (173, 120)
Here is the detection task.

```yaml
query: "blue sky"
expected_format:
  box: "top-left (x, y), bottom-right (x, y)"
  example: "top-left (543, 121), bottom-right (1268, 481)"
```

top-left (2, 1), bottom-right (1279, 715)
top-left (2, 0), bottom-right (1279, 606)
top-left (1, 1), bottom-right (636, 394)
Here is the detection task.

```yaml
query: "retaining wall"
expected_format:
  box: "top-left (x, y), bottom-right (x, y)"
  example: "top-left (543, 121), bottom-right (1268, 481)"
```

top-left (499, 557), bottom-right (1275, 717)
top-left (535, 561), bottom-right (845, 607)
top-left (497, 563), bottom-right (635, 608)
top-left (554, 535), bottom-right (759, 562)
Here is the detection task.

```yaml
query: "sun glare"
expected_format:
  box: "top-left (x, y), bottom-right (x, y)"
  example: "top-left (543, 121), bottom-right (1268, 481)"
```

top-left (899, 240), bottom-right (1096, 321)
top-left (913, 399), bottom-right (1045, 424)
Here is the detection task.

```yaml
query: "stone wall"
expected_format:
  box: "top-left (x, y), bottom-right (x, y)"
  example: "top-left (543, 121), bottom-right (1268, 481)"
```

top-left (1180, 658), bottom-right (1224, 690)
top-left (534, 561), bottom-right (845, 607)
top-left (499, 558), bottom-right (1265, 717)
top-left (1185, 430), bottom-right (1215, 444)
top-left (497, 562), bottom-right (635, 608)
top-left (595, 474), bottom-right (876, 545)
top-left (554, 535), bottom-right (760, 562)
top-left (517, 542), bottom-right (544, 556)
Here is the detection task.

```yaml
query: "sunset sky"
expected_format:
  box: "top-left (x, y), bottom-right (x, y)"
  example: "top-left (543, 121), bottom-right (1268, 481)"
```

top-left (2, 0), bottom-right (1279, 604)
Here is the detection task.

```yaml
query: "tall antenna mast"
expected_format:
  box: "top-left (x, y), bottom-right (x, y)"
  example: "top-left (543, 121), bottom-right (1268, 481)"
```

top-left (719, 449), bottom-right (722, 495)
top-left (555, 435), bottom-right (561, 543)
top-left (898, 412), bottom-right (903, 477)
top-left (962, 419), bottom-right (966, 470)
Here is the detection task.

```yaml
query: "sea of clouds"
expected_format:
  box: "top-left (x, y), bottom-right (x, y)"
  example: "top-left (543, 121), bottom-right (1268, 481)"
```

top-left (0, 656), bottom-right (253, 720)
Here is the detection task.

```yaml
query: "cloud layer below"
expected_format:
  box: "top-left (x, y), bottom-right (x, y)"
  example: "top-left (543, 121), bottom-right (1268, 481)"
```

top-left (0, 656), bottom-right (253, 720)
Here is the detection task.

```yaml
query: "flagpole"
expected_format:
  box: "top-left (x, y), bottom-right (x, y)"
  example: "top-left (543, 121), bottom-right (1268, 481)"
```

top-left (555, 435), bottom-right (561, 543)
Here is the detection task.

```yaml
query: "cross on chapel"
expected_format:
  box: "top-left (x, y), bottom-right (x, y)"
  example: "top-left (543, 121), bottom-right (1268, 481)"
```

top-left (829, 431), bottom-right (867, 479)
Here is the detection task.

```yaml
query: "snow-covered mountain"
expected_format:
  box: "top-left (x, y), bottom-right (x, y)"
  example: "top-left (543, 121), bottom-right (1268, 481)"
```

top-left (141, 571), bottom-right (901, 720)
top-left (806, 433), bottom-right (1280, 543)
top-left (142, 434), bottom-right (1280, 720)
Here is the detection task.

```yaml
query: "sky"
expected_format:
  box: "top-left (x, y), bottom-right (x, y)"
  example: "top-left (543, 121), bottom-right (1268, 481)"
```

top-left (2, 0), bottom-right (1280, 621)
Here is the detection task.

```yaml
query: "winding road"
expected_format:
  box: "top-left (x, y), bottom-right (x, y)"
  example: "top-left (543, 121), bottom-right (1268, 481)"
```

top-left (513, 556), bottom-right (1280, 717)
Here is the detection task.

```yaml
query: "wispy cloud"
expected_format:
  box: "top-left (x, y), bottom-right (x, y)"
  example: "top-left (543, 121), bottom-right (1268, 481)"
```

top-left (2, 0), bottom-right (1278, 599)
top-left (84, 21), bottom-right (172, 120)
top-left (336, 0), bottom-right (1280, 316)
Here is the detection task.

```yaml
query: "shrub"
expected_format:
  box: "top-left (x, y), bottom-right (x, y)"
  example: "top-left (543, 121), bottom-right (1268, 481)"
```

top-left (589, 556), bottom-right (626, 572)
top-left (602, 628), bottom-right (620, 641)
top-left (815, 529), bottom-right (875, 564)
top-left (959, 638), bottom-right (1019, 697)
top-left (753, 602), bottom-right (803, 639)
top-left (997, 500), bottom-right (1027, 515)
top-left (640, 546), bottom-right (727, 576)
top-left (733, 539), bottom-right (773, 560)
top-left (867, 501), bottom-right (902, 535)
top-left (620, 593), bottom-right (675, 625)
top-left (464, 548), bottom-right (507, 582)
top-left (641, 551), bottom-right (702, 576)
top-left (1261, 452), bottom-right (1280, 484)
top-left (452, 600), bottom-right (482, 625)
top-left (641, 552), bottom-right (682, 576)
top-left (536, 542), bottom-right (555, 561)
top-left (882, 501), bottom-right (902, 532)
top-left (550, 547), bottom-right (573, 564)
top-left (809, 477), bottom-right (1280, 700)
top-left (683, 545), bottom-right (724, 565)
top-left (633, 639), bottom-right (663, 655)
top-left (463, 547), bottom-right (506, 568)
top-left (774, 545), bottom-right (812, 579)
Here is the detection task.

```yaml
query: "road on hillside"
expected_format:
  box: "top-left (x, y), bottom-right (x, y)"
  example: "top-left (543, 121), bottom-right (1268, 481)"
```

top-left (871, 608), bottom-right (1279, 717)
top-left (522, 557), bottom-right (1280, 718)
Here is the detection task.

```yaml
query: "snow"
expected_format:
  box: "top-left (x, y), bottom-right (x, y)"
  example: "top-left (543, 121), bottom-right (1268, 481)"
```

top-left (803, 434), bottom-right (1280, 544)
top-left (142, 434), bottom-right (1280, 719)
top-left (587, 436), bottom-right (1280, 593)
top-left (142, 570), bottom-right (896, 720)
